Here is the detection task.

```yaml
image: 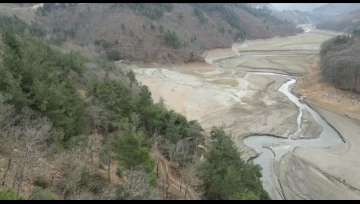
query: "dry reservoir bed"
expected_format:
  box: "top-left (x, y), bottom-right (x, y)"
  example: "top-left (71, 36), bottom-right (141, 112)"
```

top-left (131, 28), bottom-right (360, 200)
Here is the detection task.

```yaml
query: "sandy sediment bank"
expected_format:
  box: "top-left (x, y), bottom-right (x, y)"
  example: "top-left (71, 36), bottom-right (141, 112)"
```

top-left (299, 109), bottom-right (322, 139)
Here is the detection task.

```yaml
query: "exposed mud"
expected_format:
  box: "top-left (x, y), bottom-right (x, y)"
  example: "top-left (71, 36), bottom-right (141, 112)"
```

top-left (300, 109), bottom-right (322, 139)
top-left (132, 26), bottom-right (360, 199)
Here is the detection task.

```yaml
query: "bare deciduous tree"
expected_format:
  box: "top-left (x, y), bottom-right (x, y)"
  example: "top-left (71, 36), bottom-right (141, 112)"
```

top-left (115, 170), bottom-right (159, 200)
top-left (61, 161), bottom-right (84, 199)
top-left (0, 94), bottom-right (54, 193)
top-left (183, 158), bottom-right (205, 193)
top-left (85, 97), bottom-right (110, 132)
top-left (54, 151), bottom-right (86, 200)
top-left (12, 107), bottom-right (52, 195)
top-left (59, 133), bottom-right (103, 198)
top-left (0, 94), bottom-right (21, 186)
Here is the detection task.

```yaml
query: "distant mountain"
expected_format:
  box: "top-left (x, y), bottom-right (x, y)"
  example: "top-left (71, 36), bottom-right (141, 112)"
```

top-left (20, 3), bottom-right (301, 63)
top-left (272, 10), bottom-right (314, 25)
top-left (316, 8), bottom-right (360, 33)
top-left (312, 3), bottom-right (360, 22)
top-left (271, 3), bottom-right (328, 12)
top-left (247, 3), bottom-right (274, 10)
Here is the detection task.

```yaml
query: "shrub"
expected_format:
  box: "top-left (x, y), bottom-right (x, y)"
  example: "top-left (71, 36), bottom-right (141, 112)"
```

top-left (189, 52), bottom-right (195, 62)
top-left (48, 34), bottom-right (67, 46)
top-left (218, 25), bottom-right (225, 34)
top-left (126, 3), bottom-right (172, 21)
top-left (0, 188), bottom-right (23, 200)
top-left (163, 30), bottom-right (181, 49)
top-left (111, 131), bottom-right (155, 173)
top-left (30, 187), bottom-right (58, 200)
top-left (33, 176), bottom-right (49, 189)
top-left (106, 49), bottom-right (121, 61)
top-left (159, 25), bottom-right (164, 33)
top-left (87, 174), bottom-right (108, 194)
top-left (178, 12), bottom-right (184, 20)
top-left (116, 166), bottom-right (123, 177)
top-left (193, 7), bottom-right (207, 24)
top-left (100, 39), bottom-right (111, 49)
top-left (98, 162), bottom-right (105, 170)
top-left (150, 23), bottom-right (155, 30)
top-left (64, 27), bottom-right (76, 38)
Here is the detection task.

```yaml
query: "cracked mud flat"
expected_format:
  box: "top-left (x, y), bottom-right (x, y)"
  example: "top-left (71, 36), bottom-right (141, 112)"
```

top-left (132, 25), bottom-right (360, 200)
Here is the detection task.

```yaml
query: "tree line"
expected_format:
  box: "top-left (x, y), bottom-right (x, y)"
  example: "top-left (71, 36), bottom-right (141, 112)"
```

top-left (319, 31), bottom-right (360, 93)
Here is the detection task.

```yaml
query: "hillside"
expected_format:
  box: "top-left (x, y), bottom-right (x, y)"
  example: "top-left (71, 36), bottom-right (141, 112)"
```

top-left (0, 5), bottom-right (270, 200)
top-left (2, 3), bottom-right (301, 63)
top-left (271, 3), bottom-right (328, 12)
top-left (272, 10), bottom-right (313, 25)
top-left (316, 8), bottom-right (360, 33)
top-left (312, 3), bottom-right (360, 23)
top-left (319, 34), bottom-right (360, 93)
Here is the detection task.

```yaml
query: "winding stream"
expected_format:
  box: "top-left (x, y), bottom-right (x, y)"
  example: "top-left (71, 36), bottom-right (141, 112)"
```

top-left (242, 73), bottom-right (344, 200)
top-left (213, 58), bottom-right (345, 199)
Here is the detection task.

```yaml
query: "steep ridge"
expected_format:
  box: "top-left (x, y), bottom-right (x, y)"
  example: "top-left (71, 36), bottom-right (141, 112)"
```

top-left (0, 3), bottom-right (301, 63)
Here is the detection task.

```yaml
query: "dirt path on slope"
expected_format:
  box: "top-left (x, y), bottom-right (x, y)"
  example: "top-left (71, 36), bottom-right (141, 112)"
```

top-left (151, 149), bottom-right (201, 200)
top-left (151, 150), bottom-right (201, 200)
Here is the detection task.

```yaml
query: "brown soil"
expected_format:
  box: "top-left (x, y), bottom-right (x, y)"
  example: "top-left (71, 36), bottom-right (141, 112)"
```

top-left (151, 149), bottom-right (201, 200)
top-left (293, 62), bottom-right (360, 122)
top-left (78, 89), bottom-right (87, 99)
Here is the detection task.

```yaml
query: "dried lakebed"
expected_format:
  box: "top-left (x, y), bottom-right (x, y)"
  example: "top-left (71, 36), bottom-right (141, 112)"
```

top-left (242, 73), bottom-right (344, 200)
top-left (132, 27), bottom-right (357, 199)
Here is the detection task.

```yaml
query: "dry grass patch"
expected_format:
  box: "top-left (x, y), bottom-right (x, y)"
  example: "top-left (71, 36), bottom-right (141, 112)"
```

top-left (210, 70), bottom-right (233, 78)
top-left (176, 69), bottom-right (205, 78)
top-left (236, 32), bottom-right (336, 51)
top-left (241, 59), bottom-right (281, 69)
top-left (242, 96), bottom-right (267, 108)
top-left (265, 55), bottom-right (316, 64)
top-left (210, 78), bottom-right (239, 87)
top-left (230, 105), bottom-right (253, 116)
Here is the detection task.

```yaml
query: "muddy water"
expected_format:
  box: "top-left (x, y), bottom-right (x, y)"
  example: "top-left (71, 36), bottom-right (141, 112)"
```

top-left (242, 74), bottom-right (344, 200)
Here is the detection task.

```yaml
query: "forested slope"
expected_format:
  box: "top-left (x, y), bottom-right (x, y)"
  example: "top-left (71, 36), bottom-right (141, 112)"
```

top-left (316, 8), bottom-right (360, 33)
top-left (23, 3), bottom-right (301, 63)
top-left (312, 3), bottom-right (360, 23)
top-left (0, 12), bottom-right (269, 200)
top-left (319, 33), bottom-right (360, 93)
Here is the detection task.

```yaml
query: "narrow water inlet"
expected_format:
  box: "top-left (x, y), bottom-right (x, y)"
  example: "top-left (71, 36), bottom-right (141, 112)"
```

top-left (242, 74), bottom-right (344, 200)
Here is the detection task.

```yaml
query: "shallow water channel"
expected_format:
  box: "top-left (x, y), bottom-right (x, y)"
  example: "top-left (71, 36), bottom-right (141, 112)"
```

top-left (242, 73), bottom-right (344, 200)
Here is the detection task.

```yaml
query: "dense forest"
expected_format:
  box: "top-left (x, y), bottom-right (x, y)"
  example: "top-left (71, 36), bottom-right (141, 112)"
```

top-left (0, 13), bottom-right (269, 200)
top-left (319, 31), bottom-right (360, 93)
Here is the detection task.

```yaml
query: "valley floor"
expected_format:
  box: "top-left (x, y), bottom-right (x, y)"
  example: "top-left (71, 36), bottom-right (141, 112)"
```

top-left (133, 26), bottom-right (360, 199)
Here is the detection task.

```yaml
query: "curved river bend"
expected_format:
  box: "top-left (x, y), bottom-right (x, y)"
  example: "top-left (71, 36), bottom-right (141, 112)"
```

top-left (242, 73), bottom-right (344, 200)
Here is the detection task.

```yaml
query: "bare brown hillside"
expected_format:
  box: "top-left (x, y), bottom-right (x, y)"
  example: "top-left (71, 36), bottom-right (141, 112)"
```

top-left (22, 3), bottom-right (301, 63)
